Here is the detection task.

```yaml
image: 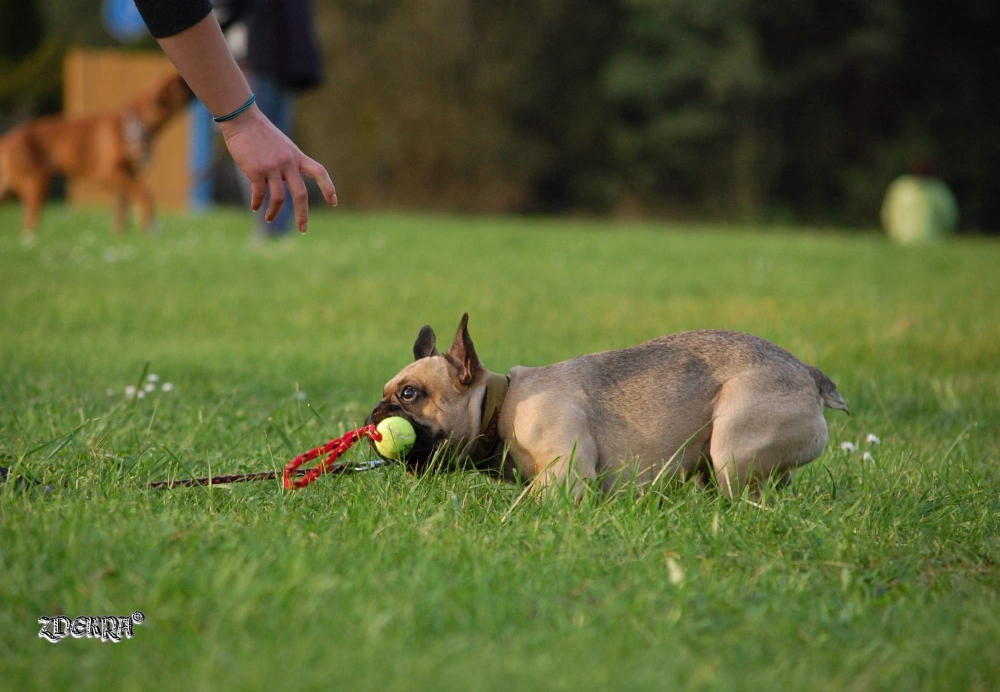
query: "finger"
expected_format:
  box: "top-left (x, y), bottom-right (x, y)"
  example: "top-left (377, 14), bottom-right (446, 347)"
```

top-left (250, 179), bottom-right (266, 212)
top-left (284, 168), bottom-right (310, 233)
top-left (300, 156), bottom-right (337, 206)
top-left (265, 174), bottom-right (286, 223)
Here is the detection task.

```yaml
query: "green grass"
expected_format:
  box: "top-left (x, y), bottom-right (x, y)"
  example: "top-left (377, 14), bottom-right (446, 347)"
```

top-left (1, 205), bottom-right (998, 691)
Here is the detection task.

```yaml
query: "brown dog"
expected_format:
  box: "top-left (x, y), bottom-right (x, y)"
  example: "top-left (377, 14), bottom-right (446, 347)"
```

top-left (368, 314), bottom-right (849, 499)
top-left (0, 72), bottom-right (192, 234)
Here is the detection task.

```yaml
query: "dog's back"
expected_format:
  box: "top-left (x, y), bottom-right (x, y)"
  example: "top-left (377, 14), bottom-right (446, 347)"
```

top-left (3, 114), bottom-right (117, 178)
top-left (520, 329), bottom-right (842, 410)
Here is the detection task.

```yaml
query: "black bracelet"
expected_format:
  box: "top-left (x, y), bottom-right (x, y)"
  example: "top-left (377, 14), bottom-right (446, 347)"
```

top-left (213, 94), bottom-right (256, 123)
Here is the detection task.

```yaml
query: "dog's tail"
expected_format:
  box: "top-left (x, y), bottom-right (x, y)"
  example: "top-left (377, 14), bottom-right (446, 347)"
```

top-left (807, 365), bottom-right (849, 414)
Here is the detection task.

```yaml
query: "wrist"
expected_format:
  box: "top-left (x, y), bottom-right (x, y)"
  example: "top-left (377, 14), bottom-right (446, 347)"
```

top-left (213, 92), bottom-right (256, 123)
top-left (218, 102), bottom-right (262, 138)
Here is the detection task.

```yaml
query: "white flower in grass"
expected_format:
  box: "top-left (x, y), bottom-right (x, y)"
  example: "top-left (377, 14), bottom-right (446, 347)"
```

top-left (137, 390), bottom-right (145, 399)
top-left (666, 557), bottom-right (685, 586)
top-left (866, 433), bottom-right (881, 445)
top-left (124, 385), bottom-right (137, 398)
top-left (143, 383), bottom-right (156, 393)
top-left (161, 382), bottom-right (174, 392)
top-left (147, 374), bottom-right (159, 383)
top-left (862, 452), bottom-right (874, 463)
top-left (295, 391), bottom-right (307, 401)
top-left (839, 441), bottom-right (857, 453)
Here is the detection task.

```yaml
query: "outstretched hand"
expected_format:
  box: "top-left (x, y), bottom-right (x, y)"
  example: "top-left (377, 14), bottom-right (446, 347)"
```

top-left (151, 12), bottom-right (337, 232)
top-left (219, 105), bottom-right (337, 233)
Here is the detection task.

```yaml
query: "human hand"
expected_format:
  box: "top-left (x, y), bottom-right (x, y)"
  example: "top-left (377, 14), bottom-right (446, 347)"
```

top-left (219, 105), bottom-right (337, 232)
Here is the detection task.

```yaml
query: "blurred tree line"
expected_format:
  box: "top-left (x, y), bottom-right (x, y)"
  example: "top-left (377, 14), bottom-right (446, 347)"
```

top-left (3, 0), bottom-right (998, 231)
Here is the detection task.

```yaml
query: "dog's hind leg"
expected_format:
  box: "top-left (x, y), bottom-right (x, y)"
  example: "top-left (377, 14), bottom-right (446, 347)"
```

top-left (709, 373), bottom-right (829, 499)
top-left (114, 191), bottom-right (130, 233)
top-left (0, 136), bottom-right (12, 202)
top-left (20, 175), bottom-right (49, 234)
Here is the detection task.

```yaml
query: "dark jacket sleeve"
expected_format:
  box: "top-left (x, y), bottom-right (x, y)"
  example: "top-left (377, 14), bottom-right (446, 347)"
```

top-left (134, 0), bottom-right (214, 39)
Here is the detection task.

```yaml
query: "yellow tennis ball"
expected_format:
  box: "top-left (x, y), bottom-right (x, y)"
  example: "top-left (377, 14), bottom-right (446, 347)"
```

top-left (374, 417), bottom-right (416, 459)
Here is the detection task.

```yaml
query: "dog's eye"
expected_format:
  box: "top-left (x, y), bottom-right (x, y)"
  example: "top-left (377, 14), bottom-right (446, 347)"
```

top-left (400, 386), bottom-right (418, 402)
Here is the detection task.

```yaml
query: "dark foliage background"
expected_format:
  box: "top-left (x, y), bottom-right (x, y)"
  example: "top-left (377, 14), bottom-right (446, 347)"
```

top-left (2, 0), bottom-right (998, 231)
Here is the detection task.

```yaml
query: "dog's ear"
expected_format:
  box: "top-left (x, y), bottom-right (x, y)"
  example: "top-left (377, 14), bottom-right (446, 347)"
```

top-left (445, 313), bottom-right (482, 387)
top-left (413, 325), bottom-right (439, 360)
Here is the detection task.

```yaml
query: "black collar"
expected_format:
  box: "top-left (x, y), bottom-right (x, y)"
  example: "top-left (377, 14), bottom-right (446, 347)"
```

top-left (472, 372), bottom-right (510, 462)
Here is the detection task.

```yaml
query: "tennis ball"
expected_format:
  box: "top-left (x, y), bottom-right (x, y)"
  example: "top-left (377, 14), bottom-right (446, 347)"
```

top-left (375, 417), bottom-right (416, 459)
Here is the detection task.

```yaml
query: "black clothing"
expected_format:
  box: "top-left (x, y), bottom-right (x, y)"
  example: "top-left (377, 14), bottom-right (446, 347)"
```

top-left (134, 0), bottom-right (213, 39)
top-left (215, 0), bottom-right (324, 91)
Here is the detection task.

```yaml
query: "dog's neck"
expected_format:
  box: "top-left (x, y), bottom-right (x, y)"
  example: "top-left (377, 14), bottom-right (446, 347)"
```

top-left (121, 109), bottom-right (151, 168)
top-left (469, 372), bottom-right (510, 463)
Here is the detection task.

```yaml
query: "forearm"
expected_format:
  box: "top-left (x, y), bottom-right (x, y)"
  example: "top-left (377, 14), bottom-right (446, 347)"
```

top-left (135, 0), bottom-right (337, 225)
top-left (154, 13), bottom-right (253, 118)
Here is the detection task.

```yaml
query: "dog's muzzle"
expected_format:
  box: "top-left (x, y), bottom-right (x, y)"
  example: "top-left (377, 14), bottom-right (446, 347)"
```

top-left (365, 401), bottom-right (443, 473)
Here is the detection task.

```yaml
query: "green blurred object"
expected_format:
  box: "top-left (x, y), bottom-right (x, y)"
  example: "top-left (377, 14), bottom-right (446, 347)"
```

top-left (881, 175), bottom-right (959, 244)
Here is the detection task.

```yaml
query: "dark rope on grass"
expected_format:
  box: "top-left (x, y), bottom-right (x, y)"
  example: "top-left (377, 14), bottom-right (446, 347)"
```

top-left (1, 463), bottom-right (385, 491)
top-left (2, 426), bottom-right (389, 491)
top-left (146, 457), bottom-right (387, 489)
top-left (151, 425), bottom-right (388, 489)
top-left (148, 470), bottom-right (284, 489)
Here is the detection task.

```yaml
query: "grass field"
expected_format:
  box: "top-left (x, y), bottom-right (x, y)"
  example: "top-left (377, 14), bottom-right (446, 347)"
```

top-left (1, 205), bottom-right (998, 691)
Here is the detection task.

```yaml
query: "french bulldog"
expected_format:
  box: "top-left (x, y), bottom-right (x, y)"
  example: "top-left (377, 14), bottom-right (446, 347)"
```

top-left (367, 314), bottom-right (848, 498)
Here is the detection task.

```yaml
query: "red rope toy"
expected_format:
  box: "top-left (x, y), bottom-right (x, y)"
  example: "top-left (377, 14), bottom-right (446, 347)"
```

top-left (147, 424), bottom-right (383, 490)
top-left (281, 424), bottom-right (381, 489)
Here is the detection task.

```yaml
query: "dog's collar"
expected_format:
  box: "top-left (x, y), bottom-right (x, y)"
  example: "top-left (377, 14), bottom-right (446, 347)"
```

top-left (471, 372), bottom-right (510, 462)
